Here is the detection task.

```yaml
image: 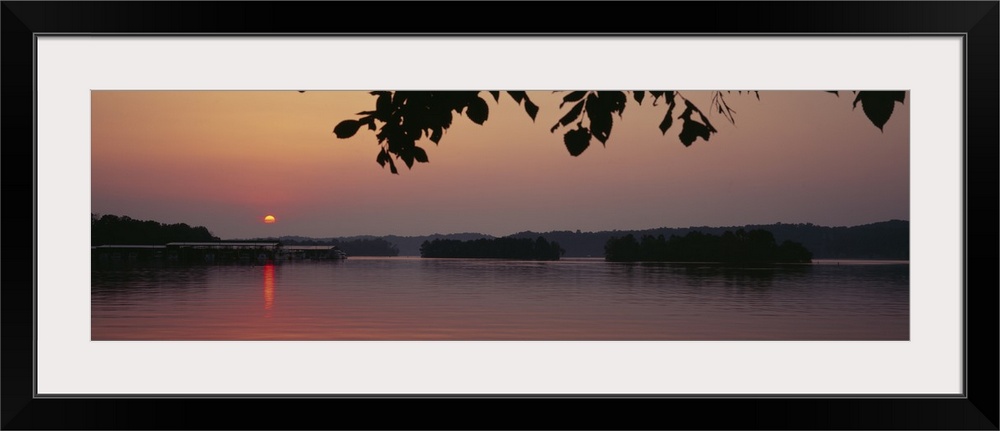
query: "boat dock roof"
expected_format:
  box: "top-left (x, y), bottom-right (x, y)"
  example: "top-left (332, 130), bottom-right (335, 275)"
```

top-left (92, 245), bottom-right (167, 249)
top-left (284, 245), bottom-right (341, 250)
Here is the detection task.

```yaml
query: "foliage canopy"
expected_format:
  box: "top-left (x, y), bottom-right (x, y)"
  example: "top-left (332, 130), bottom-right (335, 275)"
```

top-left (332, 90), bottom-right (906, 174)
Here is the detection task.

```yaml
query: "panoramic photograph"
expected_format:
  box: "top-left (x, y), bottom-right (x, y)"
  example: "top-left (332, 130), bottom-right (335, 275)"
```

top-left (91, 90), bottom-right (909, 341)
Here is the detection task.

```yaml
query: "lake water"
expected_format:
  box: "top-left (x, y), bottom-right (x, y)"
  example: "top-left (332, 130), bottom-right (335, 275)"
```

top-left (91, 257), bottom-right (908, 341)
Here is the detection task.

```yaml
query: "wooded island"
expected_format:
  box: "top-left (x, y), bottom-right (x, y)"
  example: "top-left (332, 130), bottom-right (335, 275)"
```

top-left (605, 229), bottom-right (812, 263)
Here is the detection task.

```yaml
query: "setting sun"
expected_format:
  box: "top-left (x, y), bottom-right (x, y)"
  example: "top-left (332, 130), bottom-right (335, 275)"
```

top-left (263, 215), bottom-right (276, 224)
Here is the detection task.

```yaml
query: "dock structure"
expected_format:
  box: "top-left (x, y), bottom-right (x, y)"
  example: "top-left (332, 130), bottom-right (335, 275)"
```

top-left (166, 242), bottom-right (282, 263)
top-left (92, 245), bottom-right (167, 263)
top-left (92, 242), bottom-right (346, 265)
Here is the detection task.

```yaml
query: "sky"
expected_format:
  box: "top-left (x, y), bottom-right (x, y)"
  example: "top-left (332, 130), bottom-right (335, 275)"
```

top-left (91, 90), bottom-right (909, 240)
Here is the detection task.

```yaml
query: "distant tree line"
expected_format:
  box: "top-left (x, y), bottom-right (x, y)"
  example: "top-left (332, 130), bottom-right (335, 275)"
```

top-left (91, 214), bottom-right (219, 246)
top-left (506, 220), bottom-right (907, 259)
top-left (420, 236), bottom-right (564, 260)
top-left (605, 229), bottom-right (812, 263)
top-left (225, 220), bottom-right (903, 259)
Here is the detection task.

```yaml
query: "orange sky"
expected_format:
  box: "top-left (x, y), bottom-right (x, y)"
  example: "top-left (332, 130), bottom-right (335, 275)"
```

top-left (91, 90), bottom-right (909, 239)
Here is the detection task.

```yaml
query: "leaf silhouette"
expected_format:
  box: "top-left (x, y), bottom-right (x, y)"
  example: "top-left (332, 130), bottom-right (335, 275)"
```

top-left (507, 91), bottom-right (539, 121)
top-left (560, 91), bottom-right (587, 107)
top-left (360, 116), bottom-right (376, 131)
top-left (429, 127), bottom-right (443, 144)
top-left (523, 99), bottom-right (539, 121)
top-left (374, 92), bottom-right (392, 121)
top-left (376, 149), bottom-right (390, 167)
top-left (601, 91), bottom-right (627, 116)
top-left (853, 91), bottom-right (904, 131)
top-left (413, 146), bottom-right (429, 163)
top-left (333, 120), bottom-right (362, 138)
top-left (679, 119), bottom-right (710, 147)
top-left (564, 127), bottom-right (591, 156)
top-left (586, 93), bottom-right (614, 145)
top-left (677, 102), bottom-right (712, 146)
top-left (551, 100), bottom-right (585, 133)
top-left (658, 103), bottom-right (675, 134)
top-left (400, 149), bottom-right (415, 168)
top-left (697, 111), bottom-right (717, 133)
top-left (466, 97), bottom-right (489, 125)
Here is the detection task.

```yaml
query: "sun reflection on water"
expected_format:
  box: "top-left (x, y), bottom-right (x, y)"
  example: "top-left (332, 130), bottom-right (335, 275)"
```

top-left (263, 263), bottom-right (275, 317)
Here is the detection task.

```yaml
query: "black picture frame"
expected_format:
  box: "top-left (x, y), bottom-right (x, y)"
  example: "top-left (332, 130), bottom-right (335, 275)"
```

top-left (3, 2), bottom-right (997, 429)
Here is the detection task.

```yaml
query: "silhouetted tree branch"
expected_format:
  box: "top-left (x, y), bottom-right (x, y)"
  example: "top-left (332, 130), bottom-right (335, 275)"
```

top-left (332, 90), bottom-right (906, 174)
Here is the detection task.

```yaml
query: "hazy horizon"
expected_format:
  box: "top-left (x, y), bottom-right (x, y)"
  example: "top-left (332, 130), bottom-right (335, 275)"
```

top-left (220, 218), bottom-right (910, 241)
top-left (92, 90), bottom-right (909, 239)
top-left (92, 212), bottom-right (909, 242)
